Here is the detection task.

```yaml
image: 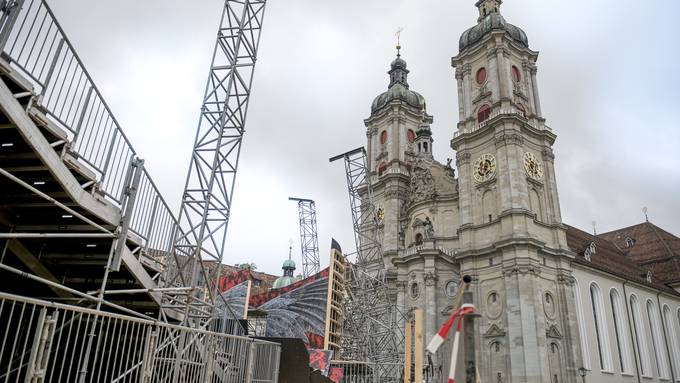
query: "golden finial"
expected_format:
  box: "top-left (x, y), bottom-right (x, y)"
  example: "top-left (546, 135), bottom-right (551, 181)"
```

top-left (395, 27), bottom-right (404, 57)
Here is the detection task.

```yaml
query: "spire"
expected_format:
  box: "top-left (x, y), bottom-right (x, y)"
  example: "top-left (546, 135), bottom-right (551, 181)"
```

top-left (395, 27), bottom-right (404, 57)
top-left (475, 0), bottom-right (502, 21)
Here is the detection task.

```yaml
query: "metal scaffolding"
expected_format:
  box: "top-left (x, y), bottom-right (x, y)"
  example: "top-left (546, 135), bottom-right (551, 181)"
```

top-left (289, 197), bottom-right (320, 278)
top-left (330, 147), bottom-right (403, 376)
top-left (169, 0), bottom-right (268, 326)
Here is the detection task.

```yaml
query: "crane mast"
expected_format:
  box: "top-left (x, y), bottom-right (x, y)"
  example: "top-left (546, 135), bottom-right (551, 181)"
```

top-left (168, 0), bottom-right (268, 325)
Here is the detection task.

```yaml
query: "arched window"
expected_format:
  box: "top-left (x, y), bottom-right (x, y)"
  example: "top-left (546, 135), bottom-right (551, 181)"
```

top-left (379, 130), bottom-right (388, 145)
top-left (630, 295), bottom-right (651, 376)
top-left (477, 104), bottom-right (491, 123)
top-left (573, 279), bottom-right (591, 370)
top-left (516, 102), bottom-right (526, 116)
top-left (647, 300), bottom-right (670, 379)
top-left (609, 289), bottom-right (633, 374)
top-left (590, 283), bottom-right (613, 371)
top-left (476, 67), bottom-right (487, 85)
top-left (663, 305), bottom-right (680, 378)
top-left (378, 162), bottom-right (387, 176)
top-left (407, 129), bottom-right (416, 143)
top-left (511, 65), bottom-right (521, 83)
top-left (423, 142), bottom-right (428, 152)
top-left (415, 233), bottom-right (423, 245)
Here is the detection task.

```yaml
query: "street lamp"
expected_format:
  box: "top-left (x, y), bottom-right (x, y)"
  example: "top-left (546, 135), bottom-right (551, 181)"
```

top-left (578, 367), bottom-right (588, 383)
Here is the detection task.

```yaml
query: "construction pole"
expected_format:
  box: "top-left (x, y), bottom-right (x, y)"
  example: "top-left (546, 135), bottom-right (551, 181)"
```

top-left (405, 319), bottom-right (413, 383)
top-left (414, 309), bottom-right (424, 383)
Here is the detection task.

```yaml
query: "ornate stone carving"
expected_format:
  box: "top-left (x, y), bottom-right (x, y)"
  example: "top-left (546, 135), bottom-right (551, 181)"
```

top-left (456, 152), bottom-right (471, 167)
top-left (502, 264), bottom-right (541, 278)
top-left (494, 132), bottom-right (524, 148)
top-left (546, 324), bottom-right (562, 339)
top-left (424, 272), bottom-right (438, 286)
top-left (556, 274), bottom-right (575, 286)
top-left (542, 148), bottom-right (555, 162)
top-left (395, 281), bottom-right (408, 292)
top-left (484, 323), bottom-right (506, 338)
top-left (423, 217), bottom-right (434, 240)
top-left (406, 160), bottom-right (437, 206)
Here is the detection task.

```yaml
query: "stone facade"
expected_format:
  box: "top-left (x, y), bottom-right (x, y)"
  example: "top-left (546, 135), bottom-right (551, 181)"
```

top-left (361, 2), bottom-right (680, 382)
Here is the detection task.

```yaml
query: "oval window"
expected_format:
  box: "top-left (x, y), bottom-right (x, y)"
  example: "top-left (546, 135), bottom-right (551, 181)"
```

top-left (410, 283), bottom-right (420, 299)
top-left (407, 129), bottom-right (416, 143)
top-left (477, 104), bottom-right (491, 123)
top-left (379, 130), bottom-right (388, 145)
top-left (511, 65), bottom-right (521, 83)
top-left (476, 67), bottom-right (487, 85)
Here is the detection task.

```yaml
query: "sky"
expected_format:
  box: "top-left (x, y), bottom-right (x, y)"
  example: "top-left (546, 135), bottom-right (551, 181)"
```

top-left (48, 0), bottom-right (680, 276)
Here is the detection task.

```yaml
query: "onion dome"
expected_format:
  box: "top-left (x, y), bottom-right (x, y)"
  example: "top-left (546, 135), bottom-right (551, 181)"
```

top-left (272, 246), bottom-right (299, 289)
top-left (459, 0), bottom-right (528, 52)
top-left (371, 50), bottom-right (427, 114)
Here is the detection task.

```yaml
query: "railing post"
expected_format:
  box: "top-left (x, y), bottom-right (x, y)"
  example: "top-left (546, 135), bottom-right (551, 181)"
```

top-left (99, 128), bottom-right (119, 189)
top-left (244, 341), bottom-right (257, 383)
top-left (24, 307), bottom-right (47, 383)
top-left (0, 0), bottom-right (24, 51)
top-left (111, 157), bottom-right (144, 271)
top-left (39, 38), bottom-right (64, 98)
top-left (72, 85), bottom-right (92, 140)
top-left (138, 328), bottom-right (158, 383)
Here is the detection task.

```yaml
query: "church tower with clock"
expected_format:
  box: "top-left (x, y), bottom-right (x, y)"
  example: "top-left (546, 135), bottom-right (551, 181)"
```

top-left (450, 1), bottom-right (581, 382)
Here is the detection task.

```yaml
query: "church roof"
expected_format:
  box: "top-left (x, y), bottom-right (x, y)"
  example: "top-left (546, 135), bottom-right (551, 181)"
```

top-left (566, 223), bottom-right (680, 294)
top-left (459, 13), bottom-right (528, 52)
top-left (371, 53), bottom-right (427, 114)
top-left (600, 222), bottom-right (680, 284)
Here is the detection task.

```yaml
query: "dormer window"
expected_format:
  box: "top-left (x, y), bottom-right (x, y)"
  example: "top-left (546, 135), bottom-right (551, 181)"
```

top-left (625, 237), bottom-right (636, 248)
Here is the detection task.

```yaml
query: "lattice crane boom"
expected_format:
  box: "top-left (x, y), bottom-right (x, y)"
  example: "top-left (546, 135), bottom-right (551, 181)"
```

top-left (167, 0), bottom-right (268, 325)
top-left (289, 197), bottom-right (321, 278)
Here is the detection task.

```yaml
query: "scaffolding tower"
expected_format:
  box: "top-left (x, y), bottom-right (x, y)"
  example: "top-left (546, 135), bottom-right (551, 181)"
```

top-left (289, 197), bottom-right (320, 278)
top-left (330, 147), bottom-right (403, 375)
top-left (168, 0), bottom-right (268, 326)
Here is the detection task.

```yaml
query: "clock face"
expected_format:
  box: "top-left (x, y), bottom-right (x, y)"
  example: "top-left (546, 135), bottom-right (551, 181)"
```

top-left (523, 152), bottom-right (543, 180)
top-left (473, 154), bottom-right (497, 183)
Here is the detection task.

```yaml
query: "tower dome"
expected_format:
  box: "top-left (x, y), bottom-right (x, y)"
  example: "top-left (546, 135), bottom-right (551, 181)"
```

top-left (272, 246), bottom-right (300, 289)
top-left (459, 0), bottom-right (528, 52)
top-left (370, 50), bottom-right (427, 114)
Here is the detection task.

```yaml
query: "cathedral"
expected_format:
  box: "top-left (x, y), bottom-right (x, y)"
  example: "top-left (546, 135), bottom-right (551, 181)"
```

top-left (363, 1), bottom-right (680, 382)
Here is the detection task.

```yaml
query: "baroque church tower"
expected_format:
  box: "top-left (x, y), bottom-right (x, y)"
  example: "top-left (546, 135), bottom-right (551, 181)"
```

top-left (362, 1), bottom-right (585, 382)
top-left (451, 1), bottom-right (581, 382)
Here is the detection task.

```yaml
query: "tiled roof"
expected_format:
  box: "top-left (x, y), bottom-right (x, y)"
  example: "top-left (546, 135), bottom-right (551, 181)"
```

top-left (565, 224), bottom-right (678, 295)
top-left (600, 222), bottom-right (680, 284)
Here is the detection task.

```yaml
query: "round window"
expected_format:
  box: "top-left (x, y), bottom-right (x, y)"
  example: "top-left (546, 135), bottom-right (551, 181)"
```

top-left (511, 65), bottom-right (521, 83)
top-left (445, 281), bottom-right (459, 297)
top-left (407, 129), bottom-right (416, 143)
top-left (379, 130), bottom-right (388, 145)
top-left (476, 67), bottom-right (487, 85)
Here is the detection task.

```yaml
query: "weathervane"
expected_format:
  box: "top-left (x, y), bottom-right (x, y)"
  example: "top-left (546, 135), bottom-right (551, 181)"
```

top-left (643, 207), bottom-right (649, 222)
top-left (395, 27), bottom-right (404, 56)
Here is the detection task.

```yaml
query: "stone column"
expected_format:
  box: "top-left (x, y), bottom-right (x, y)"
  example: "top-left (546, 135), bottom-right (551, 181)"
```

top-left (456, 69), bottom-right (465, 121)
top-left (462, 64), bottom-right (472, 118)
top-left (366, 128), bottom-right (374, 171)
top-left (523, 61), bottom-right (536, 116)
top-left (530, 66), bottom-right (542, 117)
top-left (488, 52), bottom-right (501, 103)
top-left (424, 271), bottom-right (438, 353)
top-left (392, 116), bottom-right (401, 161)
top-left (495, 47), bottom-right (510, 100)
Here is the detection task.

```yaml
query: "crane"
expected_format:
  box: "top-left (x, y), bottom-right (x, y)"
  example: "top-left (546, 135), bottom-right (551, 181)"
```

top-left (289, 197), bottom-right (321, 278)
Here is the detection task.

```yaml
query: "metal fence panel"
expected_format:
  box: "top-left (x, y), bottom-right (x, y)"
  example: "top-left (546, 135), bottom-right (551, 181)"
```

top-left (0, 292), bottom-right (280, 383)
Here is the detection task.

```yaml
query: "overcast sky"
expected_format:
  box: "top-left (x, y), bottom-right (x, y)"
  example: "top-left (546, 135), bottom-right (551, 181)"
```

top-left (49, 0), bottom-right (680, 276)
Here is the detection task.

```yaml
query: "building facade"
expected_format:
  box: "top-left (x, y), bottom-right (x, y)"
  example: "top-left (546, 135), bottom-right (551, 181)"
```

top-left (363, 1), bottom-right (680, 382)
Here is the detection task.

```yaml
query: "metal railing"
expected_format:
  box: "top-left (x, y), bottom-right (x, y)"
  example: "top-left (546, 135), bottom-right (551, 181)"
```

top-left (0, 0), bottom-right (188, 278)
top-left (0, 292), bottom-right (280, 383)
top-left (329, 360), bottom-right (401, 383)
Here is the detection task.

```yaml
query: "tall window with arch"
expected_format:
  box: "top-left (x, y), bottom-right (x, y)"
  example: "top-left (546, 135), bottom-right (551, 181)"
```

top-left (590, 283), bottom-right (613, 372)
top-left (477, 104), bottom-right (491, 123)
top-left (629, 295), bottom-right (652, 376)
top-left (609, 288), bottom-right (633, 374)
top-left (646, 300), bottom-right (671, 379)
top-left (662, 305), bottom-right (680, 378)
top-left (573, 279), bottom-right (591, 370)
